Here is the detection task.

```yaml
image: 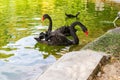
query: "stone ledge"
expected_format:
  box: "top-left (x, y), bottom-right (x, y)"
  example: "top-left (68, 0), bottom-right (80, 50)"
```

top-left (35, 50), bottom-right (109, 80)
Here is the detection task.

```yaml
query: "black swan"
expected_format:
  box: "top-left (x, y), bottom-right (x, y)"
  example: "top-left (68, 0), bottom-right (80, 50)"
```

top-left (38, 14), bottom-right (85, 40)
top-left (38, 14), bottom-right (73, 41)
top-left (41, 14), bottom-right (71, 35)
top-left (65, 12), bottom-right (80, 18)
top-left (34, 21), bottom-right (88, 46)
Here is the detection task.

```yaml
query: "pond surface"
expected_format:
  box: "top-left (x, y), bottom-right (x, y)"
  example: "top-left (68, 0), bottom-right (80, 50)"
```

top-left (0, 0), bottom-right (120, 80)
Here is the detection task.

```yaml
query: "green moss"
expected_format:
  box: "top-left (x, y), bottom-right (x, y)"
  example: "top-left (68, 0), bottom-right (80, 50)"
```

top-left (83, 32), bottom-right (120, 60)
top-left (0, 48), bottom-right (17, 51)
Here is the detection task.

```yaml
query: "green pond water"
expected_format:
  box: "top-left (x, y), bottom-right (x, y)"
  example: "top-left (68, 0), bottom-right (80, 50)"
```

top-left (0, 0), bottom-right (120, 80)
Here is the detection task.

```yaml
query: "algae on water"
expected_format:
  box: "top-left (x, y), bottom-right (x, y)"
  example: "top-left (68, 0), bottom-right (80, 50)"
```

top-left (0, 53), bottom-right (14, 59)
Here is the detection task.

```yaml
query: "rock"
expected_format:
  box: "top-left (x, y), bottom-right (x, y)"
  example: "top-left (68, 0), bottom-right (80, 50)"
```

top-left (35, 50), bottom-right (109, 80)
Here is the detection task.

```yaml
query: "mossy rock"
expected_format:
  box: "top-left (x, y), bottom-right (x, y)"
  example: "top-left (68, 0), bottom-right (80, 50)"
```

top-left (82, 27), bottom-right (120, 60)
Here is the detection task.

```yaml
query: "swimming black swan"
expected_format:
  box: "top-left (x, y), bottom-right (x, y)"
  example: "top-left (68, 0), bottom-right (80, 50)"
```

top-left (34, 21), bottom-right (88, 46)
top-left (38, 14), bottom-right (85, 40)
top-left (38, 14), bottom-right (73, 41)
top-left (65, 12), bottom-right (80, 18)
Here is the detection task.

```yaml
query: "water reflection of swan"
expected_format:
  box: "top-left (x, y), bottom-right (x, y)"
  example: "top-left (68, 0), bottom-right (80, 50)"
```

top-left (34, 43), bottom-right (67, 59)
top-left (35, 21), bottom-right (88, 46)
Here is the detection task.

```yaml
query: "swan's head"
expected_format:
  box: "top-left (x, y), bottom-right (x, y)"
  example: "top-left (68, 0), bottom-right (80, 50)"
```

top-left (41, 14), bottom-right (50, 21)
top-left (82, 27), bottom-right (88, 36)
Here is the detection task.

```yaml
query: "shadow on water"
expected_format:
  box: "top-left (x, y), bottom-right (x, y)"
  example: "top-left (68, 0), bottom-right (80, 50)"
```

top-left (34, 43), bottom-right (69, 59)
top-left (0, 0), bottom-right (120, 80)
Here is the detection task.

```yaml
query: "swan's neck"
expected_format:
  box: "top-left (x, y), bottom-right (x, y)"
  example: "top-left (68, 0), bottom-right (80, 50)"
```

top-left (72, 22), bottom-right (87, 32)
top-left (70, 26), bottom-right (79, 44)
top-left (47, 17), bottom-right (52, 33)
top-left (70, 21), bottom-right (87, 44)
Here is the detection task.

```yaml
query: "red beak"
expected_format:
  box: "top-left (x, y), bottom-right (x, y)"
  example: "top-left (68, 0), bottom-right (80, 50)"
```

top-left (85, 31), bottom-right (88, 36)
top-left (41, 16), bottom-right (44, 21)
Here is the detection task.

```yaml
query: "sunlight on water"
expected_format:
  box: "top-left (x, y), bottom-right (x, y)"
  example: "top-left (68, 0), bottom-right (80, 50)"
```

top-left (0, 30), bottom-right (70, 80)
top-left (0, 35), bottom-right (56, 80)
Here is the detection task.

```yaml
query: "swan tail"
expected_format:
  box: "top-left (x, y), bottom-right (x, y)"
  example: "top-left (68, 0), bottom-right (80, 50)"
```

top-left (76, 12), bottom-right (80, 17)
